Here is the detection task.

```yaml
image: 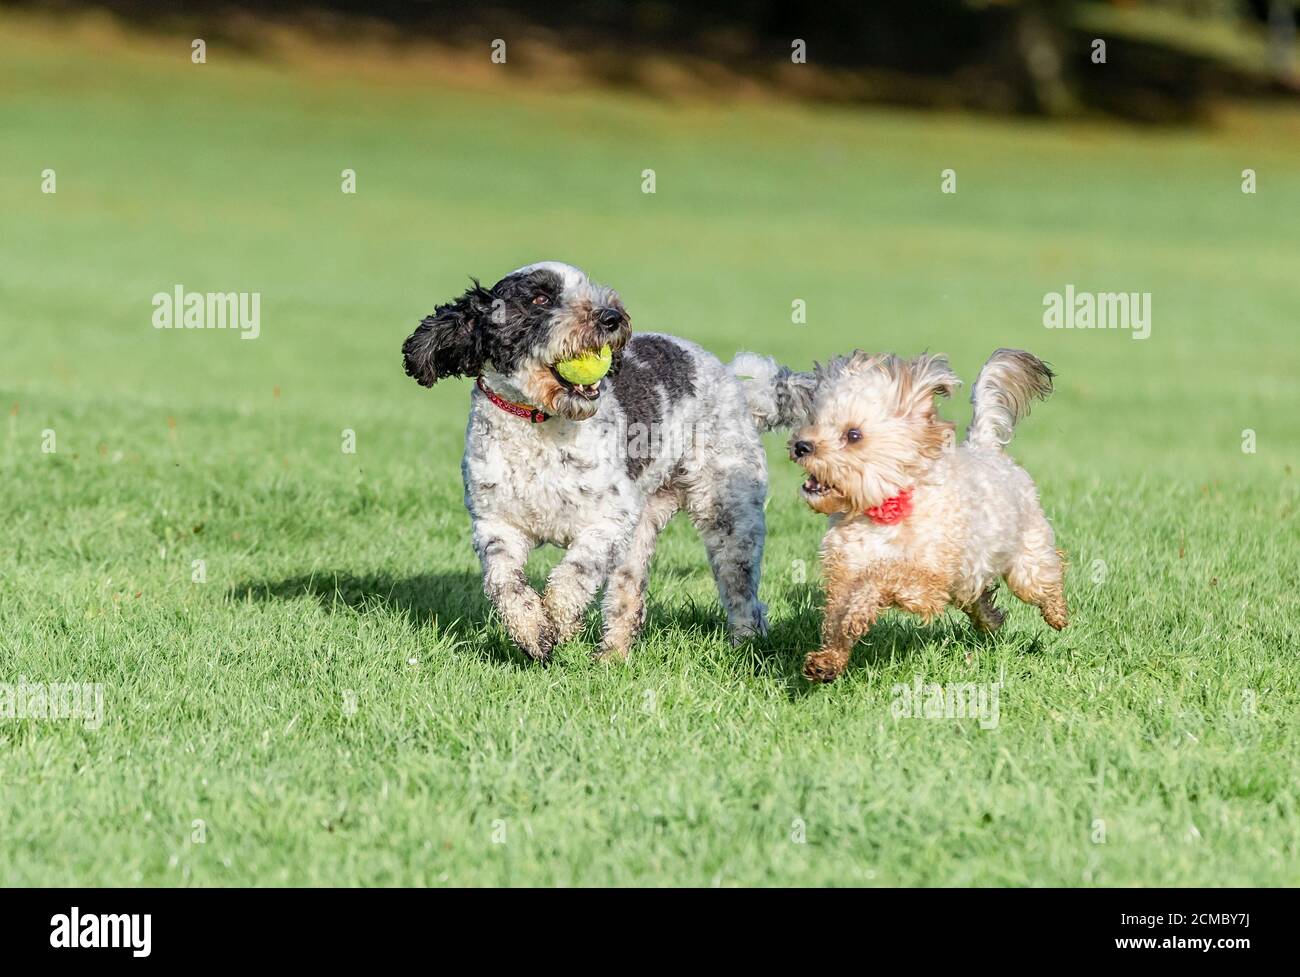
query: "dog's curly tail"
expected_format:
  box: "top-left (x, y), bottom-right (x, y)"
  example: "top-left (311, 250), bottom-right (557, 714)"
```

top-left (967, 348), bottom-right (1055, 450)
top-left (729, 352), bottom-right (816, 433)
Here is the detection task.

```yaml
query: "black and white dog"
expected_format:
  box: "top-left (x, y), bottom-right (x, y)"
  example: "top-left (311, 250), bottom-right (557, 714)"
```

top-left (402, 261), bottom-right (811, 662)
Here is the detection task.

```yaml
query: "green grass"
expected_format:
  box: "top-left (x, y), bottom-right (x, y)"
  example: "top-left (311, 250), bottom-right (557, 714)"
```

top-left (1, 14), bottom-right (1298, 886)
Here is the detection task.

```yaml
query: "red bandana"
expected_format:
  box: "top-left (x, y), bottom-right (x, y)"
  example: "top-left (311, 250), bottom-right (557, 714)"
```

top-left (477, 376), bottom-right (549, 423)
top-left (865, 489), bottom-right (913, 525)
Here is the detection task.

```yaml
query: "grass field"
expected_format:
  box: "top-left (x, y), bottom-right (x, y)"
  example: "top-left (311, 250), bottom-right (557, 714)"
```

top-left (2, 14), bottom-right (1298, 886)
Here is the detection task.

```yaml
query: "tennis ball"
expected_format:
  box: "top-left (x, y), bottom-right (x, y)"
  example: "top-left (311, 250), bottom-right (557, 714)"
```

top-left (555, 344), bottom-right (613, 385)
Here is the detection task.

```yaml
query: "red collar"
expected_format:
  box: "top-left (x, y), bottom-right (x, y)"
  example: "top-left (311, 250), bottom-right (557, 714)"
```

top-left (477, 376), bottom-right (549, 423)
top-left (865, 488), bottom-right (913, 525)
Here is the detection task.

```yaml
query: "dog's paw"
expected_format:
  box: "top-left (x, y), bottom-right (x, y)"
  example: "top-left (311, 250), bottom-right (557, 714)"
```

top-left (802, 650), bottom-right (846, 683)
top-left (592, 643), bottom-right (629, 664)
top-left (542, 585), bottom-right (591, 646)
top-left (729, 605), bottom-right (770, 645)
top-left (519, 618), bottom-right (559, 663)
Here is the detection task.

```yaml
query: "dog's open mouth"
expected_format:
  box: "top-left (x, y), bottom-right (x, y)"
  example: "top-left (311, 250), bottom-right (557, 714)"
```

top-left (549, 367), bottom-right (603, 401)
top-left (801, 475), bottom-right (841, 500)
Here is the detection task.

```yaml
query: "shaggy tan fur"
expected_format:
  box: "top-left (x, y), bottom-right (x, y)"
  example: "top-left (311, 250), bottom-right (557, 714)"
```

top-left (792, 349), bottom-right (1067, 683)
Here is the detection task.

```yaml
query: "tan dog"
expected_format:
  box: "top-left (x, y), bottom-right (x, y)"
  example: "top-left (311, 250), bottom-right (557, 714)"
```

top-left (790, 349), bottom-right (1067, 683)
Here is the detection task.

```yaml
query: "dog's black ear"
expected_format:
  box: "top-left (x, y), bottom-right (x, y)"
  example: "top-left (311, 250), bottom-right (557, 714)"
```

top-left (402, 281), bottom-right (492, 386)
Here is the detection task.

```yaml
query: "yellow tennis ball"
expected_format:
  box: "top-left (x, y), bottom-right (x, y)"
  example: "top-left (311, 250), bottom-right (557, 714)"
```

top-left (555, 344), bottom-right (613, 385)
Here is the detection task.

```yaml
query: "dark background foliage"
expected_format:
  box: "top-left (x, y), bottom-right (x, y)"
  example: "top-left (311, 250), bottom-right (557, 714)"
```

top-left (8, 0), bottom-right (1300, 121)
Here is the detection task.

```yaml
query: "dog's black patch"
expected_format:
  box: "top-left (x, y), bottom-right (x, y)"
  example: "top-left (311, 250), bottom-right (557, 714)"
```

top-left (481, 269), bottom-right (566, 376)
top-left (402, 269), bottom-right (569, 387)
top-left (611, 335), bottom-right (697, 480)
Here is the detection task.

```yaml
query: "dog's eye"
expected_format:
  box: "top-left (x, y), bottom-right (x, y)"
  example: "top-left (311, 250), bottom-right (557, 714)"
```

top-left (845, 428), bottom-right (863, 443)
top-left (532, 294), bottom-right (550, 306)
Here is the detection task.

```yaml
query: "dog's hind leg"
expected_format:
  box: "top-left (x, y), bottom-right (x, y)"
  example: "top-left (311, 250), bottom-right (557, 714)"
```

top-left (597, 489), bottom-right (679, 661)
top-left (685, 466), bottom-right (769, 643)
top-left (1005, 520), bottom-right (1068, 631)
top-left (963, 587), bottom-right (1005, 633)
top-left (474, 521), bottom-right (556, 662)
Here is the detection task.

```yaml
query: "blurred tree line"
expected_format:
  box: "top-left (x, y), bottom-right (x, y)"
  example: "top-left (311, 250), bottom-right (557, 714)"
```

top-left (12, 0), bottom-right (1298, 120)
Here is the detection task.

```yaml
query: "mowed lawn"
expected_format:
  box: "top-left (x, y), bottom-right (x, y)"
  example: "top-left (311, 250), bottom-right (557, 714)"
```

top-left (1, 15), bottom-right (1298, 886)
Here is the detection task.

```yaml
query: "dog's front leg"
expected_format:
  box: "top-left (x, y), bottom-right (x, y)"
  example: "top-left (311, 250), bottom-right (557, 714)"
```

top-left (474, 521), bottom-right (557, 662)
top-left (542, 527), bottom-right (625, 646)
top-left (804, 569), bottom-right (881, 684)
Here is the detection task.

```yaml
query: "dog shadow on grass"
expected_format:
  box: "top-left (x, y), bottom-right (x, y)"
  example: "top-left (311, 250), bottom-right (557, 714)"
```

top-left (757, 595), bottom-right (941, 696)
top-left (231, 572), bottom-right (1035, 684)
top-left (753, 586), bottom-right (1043, 697)
top-left (234, 570), bottom-right (818, 674)
top-left (230, 569), bottom-right (529, 668)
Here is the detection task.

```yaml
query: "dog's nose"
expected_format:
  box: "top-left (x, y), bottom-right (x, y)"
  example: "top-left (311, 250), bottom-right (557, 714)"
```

top-left (597, 307), bottom-right (625, 330)
top-left (792, 440), bottom-right (813, 459)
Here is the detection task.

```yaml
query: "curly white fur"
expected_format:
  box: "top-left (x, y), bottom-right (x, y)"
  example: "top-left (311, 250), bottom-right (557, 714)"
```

top-left (408, 261), bottom-right (808, 663)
